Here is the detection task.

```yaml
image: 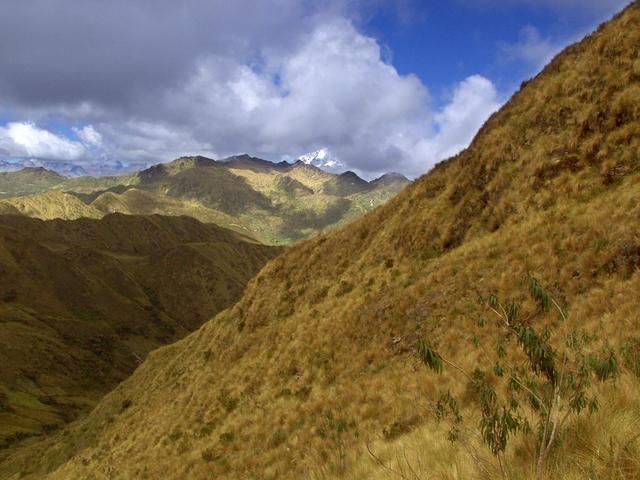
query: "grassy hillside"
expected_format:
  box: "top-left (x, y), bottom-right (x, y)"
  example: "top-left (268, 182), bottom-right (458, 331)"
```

top-left (0, 191), bottom-right (103, 220)
top-left (0, 168), bottom-right (66, 198)
top-left (0, 214), bottom-right (280, 452)
top-left (1, 3), bottom-right (639, 479)
top-left (89, 155), bottom-right (409, 244)
top-left (0, 156), bottom-right (409, 245)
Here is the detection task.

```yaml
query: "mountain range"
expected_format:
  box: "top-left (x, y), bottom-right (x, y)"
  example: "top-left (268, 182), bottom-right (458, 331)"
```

top-left (1, 3), bottom-right (638, 479)
top-left (0, 156), bottom-right (409, 245)
top-left (296, 148), bottom-right (344, 172)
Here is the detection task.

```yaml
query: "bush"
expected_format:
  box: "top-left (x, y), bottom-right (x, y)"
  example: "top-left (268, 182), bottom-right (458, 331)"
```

top-left (269, 429), bottom-right (287, 449)
top-left (2, 289), bottom-right (17, 303)
top-left (219, 431), bottom-right (234, 444)
top-left (419, 275), bottom-right (619, 480)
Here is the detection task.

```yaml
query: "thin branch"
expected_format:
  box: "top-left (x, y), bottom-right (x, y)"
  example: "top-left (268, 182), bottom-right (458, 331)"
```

top-left (366, 442), bottom-right (411, 480)
top-left (550, 297), bottom-right (567, 323)
top-left (509, 374), bottom-right (548, 415)
top-left (441, 357), bottom-right (474, 382)
top-left (497, 452), bottom-right (510, 480)
top-left (403, 448), bottom-right (422, 480)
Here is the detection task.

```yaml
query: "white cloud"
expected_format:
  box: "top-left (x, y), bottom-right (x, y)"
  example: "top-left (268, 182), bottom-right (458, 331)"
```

top-left (0, 122), bottom-right (85, 161)
top-left (73, 125), bottom-right (103, 147)
top-left (0, 6), bottom-right (504, 178)
top-left (500, 26), bottom-right (569, 71)
top-left (102, 18), bottom-right (500, 178)
top-left (412, 75), bottom-right (501, 169)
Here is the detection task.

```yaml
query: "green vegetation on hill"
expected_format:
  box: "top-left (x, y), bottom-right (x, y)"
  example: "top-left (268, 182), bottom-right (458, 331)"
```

top-left (0, 168), bottom-right (65, 198)
top-left (0, 213), bottom-right (280, 451)
top-left (0, 156), bottom-right (410, 245)
top-left (0, 191), bottom-right (103, 220)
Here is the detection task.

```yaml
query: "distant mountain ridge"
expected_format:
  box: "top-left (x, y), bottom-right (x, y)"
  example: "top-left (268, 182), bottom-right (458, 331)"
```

top-left (0, 155), bottom-right (410, 244)
top-left (296, 148), bottom-right (344, 171)
top-left (0, 158), bottom-right (127, 177)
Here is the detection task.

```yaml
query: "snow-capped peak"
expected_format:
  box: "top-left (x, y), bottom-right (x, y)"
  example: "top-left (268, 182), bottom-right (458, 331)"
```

top-left (297, 148), bottom-right (344, 172)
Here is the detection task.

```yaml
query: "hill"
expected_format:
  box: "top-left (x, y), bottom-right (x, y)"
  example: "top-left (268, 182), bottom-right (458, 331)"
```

top-left (0, 168), bottom-right (66, 198)
top-left (87, 155), bottom-right (409, 244)
top-left (0, 191), bottom-right (103, 220)
top-left (2, 3), bottom-right (639, 479)
top-left (0, 214), bottom-right (280, 452)
top-left (0, 156), bottom-right (410, 245)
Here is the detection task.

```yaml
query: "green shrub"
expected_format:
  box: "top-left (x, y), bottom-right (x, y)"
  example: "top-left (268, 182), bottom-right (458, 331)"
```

top-left (219, 431), bottom-right (234, 444)
top-left (419, 275), bottom-right (619, 480)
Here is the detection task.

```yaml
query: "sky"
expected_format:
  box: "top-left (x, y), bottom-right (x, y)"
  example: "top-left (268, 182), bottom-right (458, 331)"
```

top-left (0, 0), bottom-right (629, 178)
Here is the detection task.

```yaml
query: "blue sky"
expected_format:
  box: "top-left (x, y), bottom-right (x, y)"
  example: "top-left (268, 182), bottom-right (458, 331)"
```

top-left (366, 0), bottom-right (625, 100)
top-left (0, 0), bottom-right (629, 177)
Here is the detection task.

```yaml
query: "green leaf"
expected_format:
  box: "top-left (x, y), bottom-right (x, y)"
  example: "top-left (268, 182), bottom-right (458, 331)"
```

top-left (417, 339), bottom-right (443, 374)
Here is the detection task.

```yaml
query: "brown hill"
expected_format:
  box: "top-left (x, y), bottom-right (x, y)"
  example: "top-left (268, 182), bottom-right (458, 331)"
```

top-left (0, 168), bottom-right (66, 198)
top-left (0, 191), bottom-right (103, 220)
top-left (0, 214), bottom-right (280, 452)
top-left (2, 3), bottom-right (639, 479)
top-left (0, 204), bottom-right (20, 216)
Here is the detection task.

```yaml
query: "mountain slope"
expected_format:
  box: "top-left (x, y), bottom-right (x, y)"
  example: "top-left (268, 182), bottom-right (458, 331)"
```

top-left (0, 168), bottom-right (66, 198)
top-left (110, 155), bottom-right (409, 244)
top-left (3, 155), bottom-right (410, 244)
top-left (0, 214), bottom-right (280, 451)
top-left (370, 172), bottom-right (410, 192)
top-left (0, 191), bottom-right (103, 220)
top-left (2, 4), bottom-right (639, 479)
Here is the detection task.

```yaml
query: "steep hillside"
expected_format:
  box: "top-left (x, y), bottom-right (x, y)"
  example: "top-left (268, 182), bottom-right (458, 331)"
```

top-left (0, 168), bottom-right (65, 198)
top-left (0, 191), bottom-right (103, 220)
top-left (2, 4), bottom-right (639, 479)
top-left (0, 214), bottom-right (280, 451)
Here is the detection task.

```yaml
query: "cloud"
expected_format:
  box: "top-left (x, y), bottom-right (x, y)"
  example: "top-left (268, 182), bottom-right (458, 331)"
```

top-left (499, 26), bottom-right (567, 71)
top-left (73, 125), bottom-right (103, 147)
top-left (0, 122), bottom-right (85, 161)
top-left (412, 75), bottom-right (501, 169)
top-left (0, 0), bottom-right (502, 178)
top-left (113, 18), bottom-right (500, 177)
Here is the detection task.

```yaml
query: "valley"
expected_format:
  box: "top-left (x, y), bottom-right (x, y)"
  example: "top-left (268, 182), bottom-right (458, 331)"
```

top-left (0, 214), bottom-right (280, 450)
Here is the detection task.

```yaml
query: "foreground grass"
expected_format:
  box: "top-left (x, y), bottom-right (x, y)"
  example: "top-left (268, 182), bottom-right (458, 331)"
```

top-left (323, 374), bottom-right (640, 480)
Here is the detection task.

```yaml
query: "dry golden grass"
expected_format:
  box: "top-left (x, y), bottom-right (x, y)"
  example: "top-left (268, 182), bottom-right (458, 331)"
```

top-left (2, 191), bottom-right (103, 220)
top-left (0, 3), bottom-right (638, 479)
top-left (327, 374), bottom-right (640, 480)
top-left (0, 214), bottom-right (281, 453)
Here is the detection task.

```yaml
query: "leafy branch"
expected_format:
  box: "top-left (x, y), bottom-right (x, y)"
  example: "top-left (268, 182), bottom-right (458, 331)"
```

top-left (418, 276), bottom-right (618, 480)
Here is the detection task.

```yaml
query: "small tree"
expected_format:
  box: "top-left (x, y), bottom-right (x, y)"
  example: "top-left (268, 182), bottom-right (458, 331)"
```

top-left (418, 275), bottom-right (618, 480)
